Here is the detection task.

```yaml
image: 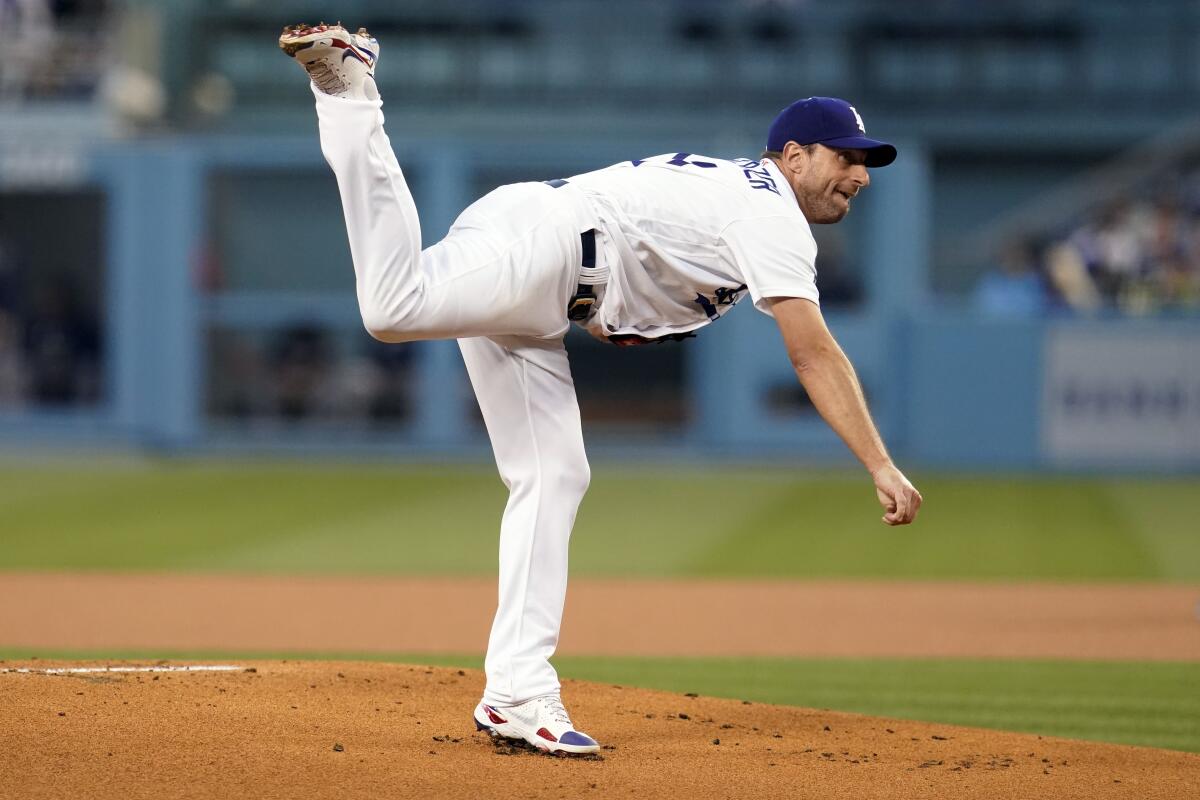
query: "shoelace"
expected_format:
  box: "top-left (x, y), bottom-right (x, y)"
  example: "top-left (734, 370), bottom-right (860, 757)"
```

top-left (304, 61), bottom-right (344, 94)
top-left (540, 695), bottom-right (573, 726)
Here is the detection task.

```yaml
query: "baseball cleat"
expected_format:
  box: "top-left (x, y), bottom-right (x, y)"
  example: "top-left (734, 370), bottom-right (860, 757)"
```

top-left (473, 695), bottom-right (600, 755)
top-left (279, 22), bottom-right (379, 101)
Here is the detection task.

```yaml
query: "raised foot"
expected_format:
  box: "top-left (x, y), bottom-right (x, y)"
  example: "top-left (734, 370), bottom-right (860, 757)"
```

top-left (278, 22), bottom-right (379, 100)
top-left (278, 22), bottom-right (373, 55)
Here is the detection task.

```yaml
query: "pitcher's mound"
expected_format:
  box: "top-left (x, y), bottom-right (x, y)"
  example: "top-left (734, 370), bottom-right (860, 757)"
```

top-left (2, 660), bottom-right (1195, 798)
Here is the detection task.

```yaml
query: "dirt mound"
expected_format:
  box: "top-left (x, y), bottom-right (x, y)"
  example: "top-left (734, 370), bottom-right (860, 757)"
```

top-left (1, 660), bottom-right (1196, 799)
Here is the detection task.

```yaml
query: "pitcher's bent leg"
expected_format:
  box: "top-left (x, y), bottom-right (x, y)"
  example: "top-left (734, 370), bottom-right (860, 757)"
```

top-left (314, 88), bottom-right (424, 341)
top-left (458, 334), bottom-right (590, 706)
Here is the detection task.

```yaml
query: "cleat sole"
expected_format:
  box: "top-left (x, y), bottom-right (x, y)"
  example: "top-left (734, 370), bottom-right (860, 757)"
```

top-left (472, 707), bottom-right (601, 757)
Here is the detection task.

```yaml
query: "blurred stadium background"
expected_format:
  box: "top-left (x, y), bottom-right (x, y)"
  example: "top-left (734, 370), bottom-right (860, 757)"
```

top-left (1, 0), bottom-right (1198, 464)
top-left (2, 0), bottom-right (1200, 462)
top-left (1, 0), bottom-right (1198, 753)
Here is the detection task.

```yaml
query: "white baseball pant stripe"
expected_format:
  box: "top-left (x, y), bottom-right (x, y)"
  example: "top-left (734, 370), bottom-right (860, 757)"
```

top-left (314, 88), bottom-right (590, 705)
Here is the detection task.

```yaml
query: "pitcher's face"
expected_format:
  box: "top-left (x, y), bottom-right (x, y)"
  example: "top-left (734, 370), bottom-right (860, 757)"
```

top-left (782, 144), bottom-right (871, 224)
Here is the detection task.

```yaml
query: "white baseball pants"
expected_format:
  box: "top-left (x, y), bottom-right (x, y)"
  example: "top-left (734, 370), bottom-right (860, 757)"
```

top-left (315, 89), bottom-right (591, 706)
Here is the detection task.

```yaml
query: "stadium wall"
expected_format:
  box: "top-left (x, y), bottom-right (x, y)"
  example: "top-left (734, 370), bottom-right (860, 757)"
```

top-left (0, 136), bottom-right (1196, 472)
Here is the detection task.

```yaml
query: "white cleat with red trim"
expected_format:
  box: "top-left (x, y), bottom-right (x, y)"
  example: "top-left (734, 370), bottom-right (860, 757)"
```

top-left (278, 22), bottom-right (379, 101)
top-left (473, 695), bottom-right (601, 755)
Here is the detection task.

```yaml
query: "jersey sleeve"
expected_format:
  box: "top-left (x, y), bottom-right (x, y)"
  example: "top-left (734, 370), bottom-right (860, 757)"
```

top-left (720, 216), bottom-right (820, 316)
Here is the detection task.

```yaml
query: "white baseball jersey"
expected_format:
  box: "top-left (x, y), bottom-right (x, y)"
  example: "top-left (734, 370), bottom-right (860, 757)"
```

top-left (315, 86), bottom-right (822, 708)
top-left (565, 153), bottom-right (820, 339)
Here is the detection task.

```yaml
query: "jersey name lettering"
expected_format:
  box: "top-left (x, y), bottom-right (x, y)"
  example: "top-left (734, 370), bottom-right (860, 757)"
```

top-left (734, 159), bottom-right (780, 195)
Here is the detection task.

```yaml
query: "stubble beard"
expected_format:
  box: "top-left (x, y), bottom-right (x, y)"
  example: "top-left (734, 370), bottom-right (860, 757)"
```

top-left (798, 186), bottom-right (848, 224)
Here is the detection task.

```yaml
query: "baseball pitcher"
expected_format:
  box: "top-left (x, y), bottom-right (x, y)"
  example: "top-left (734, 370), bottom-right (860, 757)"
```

top-left (279, 23), bottom-right (923, 756)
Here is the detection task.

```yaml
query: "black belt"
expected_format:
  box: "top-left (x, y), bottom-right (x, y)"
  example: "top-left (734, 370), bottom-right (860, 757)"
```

top-left (546, 178), bottom-right (599, 321)
top-left (544, 178), bottom-right (694, 344)
top-left (568, 230), bottom-right (598, 321)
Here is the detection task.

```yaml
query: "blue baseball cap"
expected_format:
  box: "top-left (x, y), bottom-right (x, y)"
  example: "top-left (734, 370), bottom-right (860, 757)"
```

top-left (766, 97), bottom-right (897, 167)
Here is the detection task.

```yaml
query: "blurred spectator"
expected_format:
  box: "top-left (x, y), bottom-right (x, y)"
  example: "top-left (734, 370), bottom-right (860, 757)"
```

top-left (208, 323), bottom-right (416, 426)
top-left (364, 341), bottom-right (414, 422)
top-left (0, 310), bottom-right (27, 408)
top-left (1044, 238), bottom-right (1103, 313)
top-left (0, 0), bottom-right (111, 101)
top-left (0, 0), bottom-right (53, 100)
top-left (207, 329), bottom-right (270, 419)
top-left (972, 239), bottom-right (1051, 318)
top-left (1076, 203), bottom-right (1144, 300)
top-left (22, 275), bottom-right (102, 405)
top-left (1037, 167), bottom-right (1200, 315)
top-left (270, 324), bottom-right (334, 420)
top-left (1149, 199), bottom-right (1200, 309)
top-left (0, 200), bottom-right (105, 410)
top-left (0, 234), bottom-right (101, 408)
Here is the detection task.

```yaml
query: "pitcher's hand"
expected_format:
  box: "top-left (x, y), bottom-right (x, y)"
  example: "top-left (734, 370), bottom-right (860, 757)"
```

top-left (871, 464), bottom-right (922, 526)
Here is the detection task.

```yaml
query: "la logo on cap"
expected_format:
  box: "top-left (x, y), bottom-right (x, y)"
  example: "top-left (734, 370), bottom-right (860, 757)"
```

top-left (764, 96), bottom-right (897, 167)
top-left (849, 105), bottom-right (866, 133)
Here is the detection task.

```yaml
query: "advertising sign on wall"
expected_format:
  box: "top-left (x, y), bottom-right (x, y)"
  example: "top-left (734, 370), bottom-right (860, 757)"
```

top-left (1041, 326), bottom-right (1200, 466)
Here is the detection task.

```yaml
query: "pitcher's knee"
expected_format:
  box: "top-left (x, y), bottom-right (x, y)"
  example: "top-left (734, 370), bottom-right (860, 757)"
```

top-left (359, 308), bottom-right (406, 343)
top-left (361, 314), bottom-right (406, 343)
top-left (358, 284), bottom-right (432, 342)
top-left (549, 456), bottom-right (591, 506)
top-left (567, 458), bottom-right (591, 499)
top-left (506, 455), bottom-right (589, 507)
top-left (359, 297), bottom-right (428, 343)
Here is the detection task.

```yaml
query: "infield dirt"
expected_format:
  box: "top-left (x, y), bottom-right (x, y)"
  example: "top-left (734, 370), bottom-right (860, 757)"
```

top-left (2, 660), bottom-right (1197, 799)
top-left (3, 573), bottom-right (1198, 659)
top-left (3, 575), bottom-right (1198, 797)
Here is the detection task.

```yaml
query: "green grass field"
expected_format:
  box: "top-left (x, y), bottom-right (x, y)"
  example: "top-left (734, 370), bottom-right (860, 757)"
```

top-left (1, 460), bottom-right (1197, 581)
top-left (550, 656), bottom-right (1200, 754)
top-left (2, 460), bottom-right (1197, 752)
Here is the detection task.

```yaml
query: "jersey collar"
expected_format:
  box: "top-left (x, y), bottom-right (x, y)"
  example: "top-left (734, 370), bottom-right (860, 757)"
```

top-left (761, 157), bottom-right (801, 212)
